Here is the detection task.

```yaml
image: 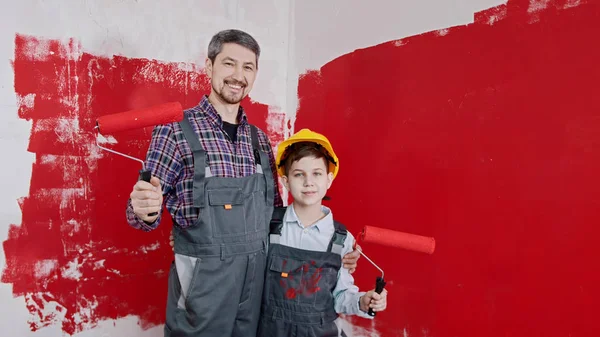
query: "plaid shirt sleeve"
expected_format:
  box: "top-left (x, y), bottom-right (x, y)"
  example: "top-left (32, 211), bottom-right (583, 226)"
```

top-left (257, 128), bottom-right (283, 207)
top-left (125, 123), bottom-right (182, 231)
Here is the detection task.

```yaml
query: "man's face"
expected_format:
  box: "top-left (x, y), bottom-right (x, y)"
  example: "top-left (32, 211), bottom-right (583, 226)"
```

top-left (282, 156), bottom-right (333, 208)
top-left (205, 43), bottom-right (257, 105)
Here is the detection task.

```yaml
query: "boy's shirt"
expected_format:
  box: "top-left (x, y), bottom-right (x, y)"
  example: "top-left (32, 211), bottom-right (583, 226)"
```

top-left (278, 204), bottom-right (373, 319)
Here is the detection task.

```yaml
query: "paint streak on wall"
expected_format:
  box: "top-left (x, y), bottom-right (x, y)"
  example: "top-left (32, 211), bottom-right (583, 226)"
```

top-left (296, 0), bottom-right (599, 336)
top-left (2, 34), bottom-right (284, 335)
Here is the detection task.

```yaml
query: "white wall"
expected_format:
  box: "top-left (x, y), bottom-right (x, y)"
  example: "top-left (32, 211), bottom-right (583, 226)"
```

top-left (0, 1), bottom-right (504, 336)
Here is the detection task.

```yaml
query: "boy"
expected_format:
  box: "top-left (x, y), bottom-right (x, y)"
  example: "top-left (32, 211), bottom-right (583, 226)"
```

top-left (257, 129), bottom-right (388, 337)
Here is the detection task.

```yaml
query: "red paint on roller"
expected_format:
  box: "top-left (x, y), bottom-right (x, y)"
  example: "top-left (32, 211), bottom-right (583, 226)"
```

top-left (96, 101), bottom-right (184, 135)
top-left (358, 226), bottom-right (435, 255)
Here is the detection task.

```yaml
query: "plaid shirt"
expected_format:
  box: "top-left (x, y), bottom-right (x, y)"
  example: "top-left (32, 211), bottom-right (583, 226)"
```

top-left (126, 95), bottom-right (283, 231)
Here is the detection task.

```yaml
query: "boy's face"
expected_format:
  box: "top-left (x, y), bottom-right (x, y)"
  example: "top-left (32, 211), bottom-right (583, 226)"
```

top-left (282, 155), bottom-right (333, 208)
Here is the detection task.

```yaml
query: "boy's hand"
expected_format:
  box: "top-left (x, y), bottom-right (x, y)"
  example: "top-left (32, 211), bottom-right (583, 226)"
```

top-left (342, 244), bottom-right (361, 274)
top-left (360, 289), bottom-right (388, 313)
top-left (169, 231), bottom-right (174, 252)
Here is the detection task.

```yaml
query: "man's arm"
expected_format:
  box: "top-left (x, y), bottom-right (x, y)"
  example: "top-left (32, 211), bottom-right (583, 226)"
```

top-left (342, 245), bottom-right (360, 273)
top-left (126, 123), bottom-right (182, 231)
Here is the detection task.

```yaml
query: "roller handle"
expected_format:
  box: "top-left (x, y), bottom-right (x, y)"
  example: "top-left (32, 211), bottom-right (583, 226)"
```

top-left (368, 276), bottom-right (386, 317)
top-left (139, 170), bottom-right (158, 217)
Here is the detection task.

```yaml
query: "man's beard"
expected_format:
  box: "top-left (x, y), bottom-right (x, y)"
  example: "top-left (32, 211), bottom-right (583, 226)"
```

top-left (214, 79), bottom-right (247, 104)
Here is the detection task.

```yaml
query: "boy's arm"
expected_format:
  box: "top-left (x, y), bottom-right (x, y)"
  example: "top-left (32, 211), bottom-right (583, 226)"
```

top-left (332, 233), bottom-right (374, 319)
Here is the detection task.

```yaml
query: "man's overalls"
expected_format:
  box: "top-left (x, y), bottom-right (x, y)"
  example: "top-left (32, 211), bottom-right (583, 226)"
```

top-left (257, 208), bottom-right (349, 337)
top-left (164, 116), bottom-right (274, 336)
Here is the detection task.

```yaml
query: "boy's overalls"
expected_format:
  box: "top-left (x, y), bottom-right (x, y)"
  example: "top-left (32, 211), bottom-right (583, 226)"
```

top-left (257, 207), bottom-right (349, 337)
top-left (164, 116), bottom-right (275, 336)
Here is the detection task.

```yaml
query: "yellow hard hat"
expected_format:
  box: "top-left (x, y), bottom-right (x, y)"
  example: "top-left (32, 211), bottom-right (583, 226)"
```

top-left (276, 128), bottom-right (339, 178)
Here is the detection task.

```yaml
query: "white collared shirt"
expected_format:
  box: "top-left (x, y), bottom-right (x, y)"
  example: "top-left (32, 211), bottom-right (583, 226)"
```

top-left (276, 204), bottom-right (372, 319)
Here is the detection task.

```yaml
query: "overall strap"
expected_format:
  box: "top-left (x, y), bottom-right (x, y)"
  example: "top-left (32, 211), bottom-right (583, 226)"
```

top-left (268, 207), bottom-right (287, 244)
top-left (327, 220), bottom-right (348, 255)
top-left (250, 125), bottom-right (275, 205)
top-left (179, 116), bottom-right (207, 208)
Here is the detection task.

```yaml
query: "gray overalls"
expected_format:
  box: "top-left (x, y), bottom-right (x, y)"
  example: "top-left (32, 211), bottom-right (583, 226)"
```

top-left (164, 116), bottom-right (274, 336)
top-left (258, 208), bottom-right (349, 337)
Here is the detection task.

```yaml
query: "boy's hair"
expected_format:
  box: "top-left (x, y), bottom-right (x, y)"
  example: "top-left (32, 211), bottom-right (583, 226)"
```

top-left (207, 29), bottom-right (261, 67)
top-left (282, 142), bottom-right (331, 177)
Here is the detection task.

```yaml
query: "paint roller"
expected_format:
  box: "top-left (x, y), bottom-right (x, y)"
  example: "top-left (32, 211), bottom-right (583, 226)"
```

top-left (94, 101), bottom-right (184, 216)
top-left (353, 225), bottom-right (435, 317)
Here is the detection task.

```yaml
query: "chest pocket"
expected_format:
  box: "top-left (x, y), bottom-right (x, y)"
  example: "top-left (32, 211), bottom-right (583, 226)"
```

top-left (207, 188), bottom-right (247, 237)
top-left (268, 254), bottom-right (336, 306)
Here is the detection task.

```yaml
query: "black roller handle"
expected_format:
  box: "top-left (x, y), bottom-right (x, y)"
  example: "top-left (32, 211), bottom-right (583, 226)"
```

top-left (368, 276), bottom-right (386, 317)
top-left (139, 169), bottom-right (158, 217)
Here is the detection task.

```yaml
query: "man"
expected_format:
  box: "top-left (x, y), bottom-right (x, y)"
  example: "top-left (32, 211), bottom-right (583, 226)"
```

top-left (126, 29), bottom-right (359, 337)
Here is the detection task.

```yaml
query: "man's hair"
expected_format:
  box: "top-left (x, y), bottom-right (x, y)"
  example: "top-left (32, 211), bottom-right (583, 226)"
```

top-left (207, 29), bottom-right (261, 67)
top-left (282, 142), bottom-right (330, 177)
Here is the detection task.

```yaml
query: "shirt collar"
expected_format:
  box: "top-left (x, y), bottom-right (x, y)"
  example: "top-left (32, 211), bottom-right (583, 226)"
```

top-left (196, 95), bottom-right (249, 127)
top-left (284, 204), bottom-right (334, 233)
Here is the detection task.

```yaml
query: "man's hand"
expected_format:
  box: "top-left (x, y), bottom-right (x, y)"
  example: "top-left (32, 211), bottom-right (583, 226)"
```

top-left (130, 176), bottom-right (163, 223)
top-left (360, 288), bottom-right (388, 313)
top-left (342, 244), bottom-right (361, 274)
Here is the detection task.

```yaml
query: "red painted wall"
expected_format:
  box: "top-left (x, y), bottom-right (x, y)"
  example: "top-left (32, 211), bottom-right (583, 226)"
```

top-left (3, 35), bottom-right (277, 334)
top-left (3, 0), bottom-right (599, 336)
top-left (295, 0), bottom-right (600, 336)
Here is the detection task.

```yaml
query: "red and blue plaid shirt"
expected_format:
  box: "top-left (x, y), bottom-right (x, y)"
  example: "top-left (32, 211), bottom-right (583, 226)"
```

top-left (126, 95), bottom-right (283, 231)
